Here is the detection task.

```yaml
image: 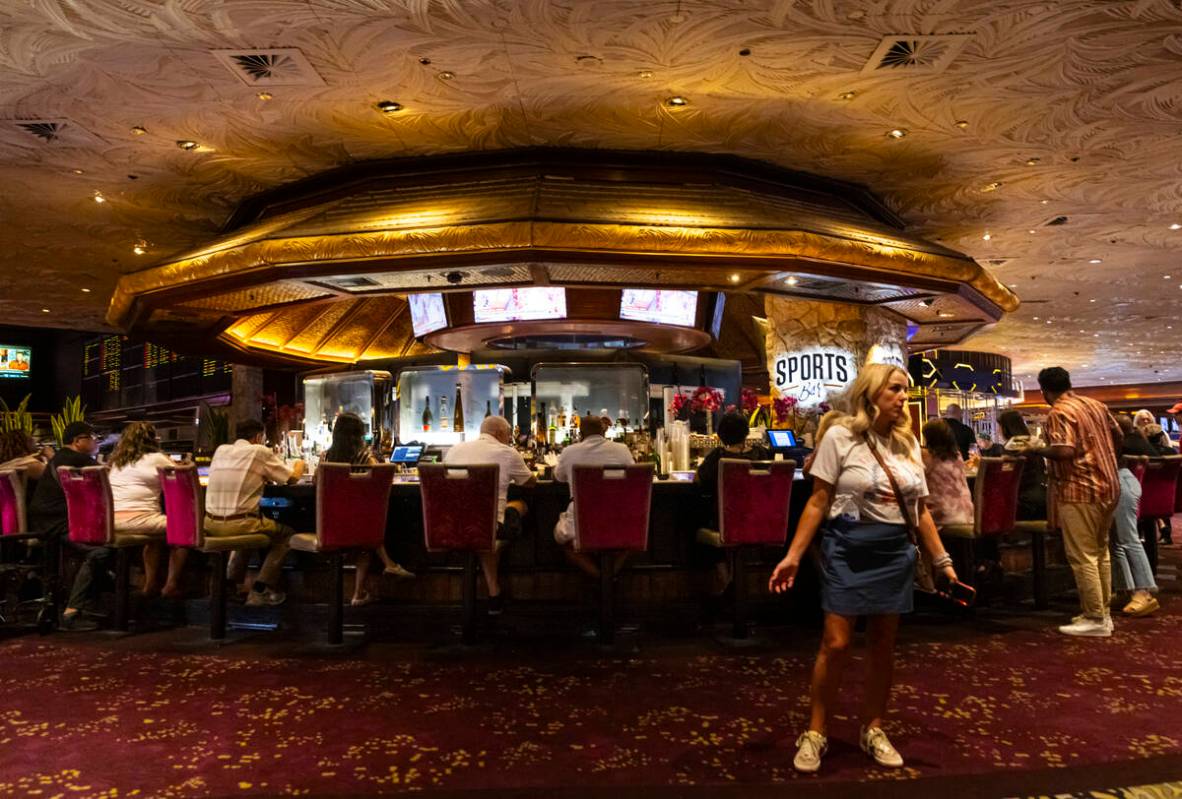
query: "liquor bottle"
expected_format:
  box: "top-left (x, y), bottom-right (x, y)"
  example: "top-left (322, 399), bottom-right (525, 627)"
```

top-left (485, 400), bottom-right (492, 418)
top-left (438, 394), bottom-right (450, 431)
top-left (557, 405), bottom-right (567, 429)
top-left (453, 383), bottom-right (465, 437)
top-left (421, 398), bottom-right (433, 432)
top-left (537, 401), bottom-right (547, 440)
top-left (572, 404), bottom-right (580, 431)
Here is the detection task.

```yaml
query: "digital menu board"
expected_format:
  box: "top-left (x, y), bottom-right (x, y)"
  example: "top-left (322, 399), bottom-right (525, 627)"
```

top-left (409, 292), bottom-right (448, 337)
top-left (0, 345), bottom-right (31, 378)
top-left (473, 287), bottom-right (567, 323)
top-left (82, 335), bottom-right (233, 411)
top-left (619, 289), bottom-right (698, 326)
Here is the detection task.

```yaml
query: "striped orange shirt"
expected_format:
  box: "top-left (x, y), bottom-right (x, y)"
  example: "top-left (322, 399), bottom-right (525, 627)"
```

top-left (1045, 392), bottom-right (1121, 524)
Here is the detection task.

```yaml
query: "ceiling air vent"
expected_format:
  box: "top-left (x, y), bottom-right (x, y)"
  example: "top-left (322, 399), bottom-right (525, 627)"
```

top-left (326, 276), bottom-right (379, 289)
top-left (9, 118), bottom-right (104, 147)
top-left (211, 48), bottom-right (326, 87)
top-left (861, 34), bottom-right (972, 75)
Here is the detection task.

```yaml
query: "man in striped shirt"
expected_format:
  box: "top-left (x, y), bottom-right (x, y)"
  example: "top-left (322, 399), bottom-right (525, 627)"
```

top-left (1035, 367), bottom-right (1122, 637)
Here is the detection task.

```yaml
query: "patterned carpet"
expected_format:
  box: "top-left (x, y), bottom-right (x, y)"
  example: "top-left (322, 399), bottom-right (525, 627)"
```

top-left (2, 554), bottom-right (1181, 797)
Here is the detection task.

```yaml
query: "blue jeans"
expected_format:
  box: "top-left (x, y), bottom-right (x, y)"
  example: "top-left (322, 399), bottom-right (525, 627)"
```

top-left (1113, 468), bottom-right (1157, 593)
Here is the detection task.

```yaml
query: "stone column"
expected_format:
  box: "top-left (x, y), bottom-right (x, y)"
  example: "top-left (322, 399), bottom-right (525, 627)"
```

top-left (230, 364), bottom-right (264, 436)
top-left (764, 296), bottom-right (907, 413)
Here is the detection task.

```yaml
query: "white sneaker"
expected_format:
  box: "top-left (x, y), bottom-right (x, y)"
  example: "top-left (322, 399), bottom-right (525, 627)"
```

top-left (860, 726), bottom-right (904, 768)
top-left (1059, 617), bottom-right (1111, 637)
top-left (1071, 614), bottom-right (1114, 633)
top-left (793, 730), bottom-right (827, 773)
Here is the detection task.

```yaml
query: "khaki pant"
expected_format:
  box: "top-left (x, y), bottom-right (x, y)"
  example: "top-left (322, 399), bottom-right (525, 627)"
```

top-left (205, 514), bottom-right (293, 589)
top-left (1059, 501), bottom-right (1116, 620)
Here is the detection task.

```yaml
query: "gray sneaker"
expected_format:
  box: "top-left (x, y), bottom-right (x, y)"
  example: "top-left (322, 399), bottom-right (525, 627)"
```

top-left (793, 730), bottom-right (827, 773)
top-left (1071, 613), bottom-right (1114, 633)
top-left (860, 726), bottom-right (904, 768)
top-left (245, 587), bottom-right (286, 607)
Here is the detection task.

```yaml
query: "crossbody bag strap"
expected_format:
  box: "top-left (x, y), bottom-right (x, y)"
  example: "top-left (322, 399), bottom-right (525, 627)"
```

top-left (862, 434), bottom-right (919, 546)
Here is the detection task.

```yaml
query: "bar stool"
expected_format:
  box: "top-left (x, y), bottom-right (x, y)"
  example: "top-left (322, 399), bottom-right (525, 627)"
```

top-left (940, 457), bottom-right (1024, 596)
top-left (0, 468), bottom-right (58, 632)
top-left (58, 465), bottom-right (158, 632)
top-left (289, 463), bottom-right (395, 644)
top-left (571, 463), bottom-right (654, 646)
top-left (1136, 456), bottom-right (1181, 575)
top-left (157, 464), bottom-right (271, 640)
top-left (419, 463), bottom-right (499, 645)
top-left (711, 459), bottom-right (795, 639)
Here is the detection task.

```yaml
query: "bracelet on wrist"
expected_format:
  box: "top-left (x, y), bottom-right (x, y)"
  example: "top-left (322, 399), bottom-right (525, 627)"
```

top-left (932, 552), bottom-right (953, 569)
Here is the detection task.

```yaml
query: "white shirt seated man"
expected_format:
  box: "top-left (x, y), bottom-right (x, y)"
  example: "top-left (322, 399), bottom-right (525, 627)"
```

top-left (442, 415), bottom-right (536, 613)
top-left (553, 415), bottom-right (635, 578)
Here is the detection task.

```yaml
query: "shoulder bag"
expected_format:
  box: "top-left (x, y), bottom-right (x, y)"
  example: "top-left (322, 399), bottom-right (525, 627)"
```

top-left (863, 434), bottom-right (937, 594)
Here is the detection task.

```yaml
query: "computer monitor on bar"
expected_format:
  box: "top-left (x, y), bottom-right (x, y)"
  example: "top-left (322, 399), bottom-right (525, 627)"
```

top-left (766, 429), bottom-right (798, 450)
top-left (390, 445), bottom-right (424, 464)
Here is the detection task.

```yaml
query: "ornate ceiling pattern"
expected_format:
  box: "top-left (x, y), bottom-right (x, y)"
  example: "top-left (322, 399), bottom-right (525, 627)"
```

top-left (2, 1), bottom-right (1181, 386)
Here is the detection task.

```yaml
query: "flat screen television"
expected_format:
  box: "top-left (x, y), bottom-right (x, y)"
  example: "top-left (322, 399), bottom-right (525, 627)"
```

top-left (710, 292), bottom-right (726, 339)
top-left (473, 287), bottom-right (567, 323)
top-left (0, 345), bottom-right (31, 378)
top-left (409, 292), bottom-right (448, 337)
top-left (619, 289), bottom-right (698, 326)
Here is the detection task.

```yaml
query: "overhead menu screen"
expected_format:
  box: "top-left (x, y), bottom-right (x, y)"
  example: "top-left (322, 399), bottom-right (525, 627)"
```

top-left (473, 287), bottom-right (567, 323)
top-left (82, 335), bottom-right (233, 411)
top-left (620, 289), bottom-right (698, 326)
top-left (409, 292), bottom-right (448, 337)
top-left (0, 345), bottom-right (31, 378)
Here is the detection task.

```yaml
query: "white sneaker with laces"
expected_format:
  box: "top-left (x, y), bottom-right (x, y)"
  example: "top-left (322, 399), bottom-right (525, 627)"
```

top-left (793, 730), bottom-right (827, 773)
top-left (1059, 617), bottom-right (1111, 637)
top-left (860, 726), bottom-right (904, 768)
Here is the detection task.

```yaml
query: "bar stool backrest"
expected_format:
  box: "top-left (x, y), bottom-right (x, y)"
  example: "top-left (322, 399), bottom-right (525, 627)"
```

top-left (58, 465), bottom-right (113, 545)
top-left (316, 463), bottom-right (396, 550)
top-left (1139, 456), bottom-right (1181, 519)
top-left (158, 465), bottom-right (204, 548)
top-left (1122, 455), bottom-right (1149, 487)
top-left (973, 456), bottom-right (1024, 536)
top-left (572, 464), bottom-right (654, 553)
top-left (0, 468), bottom-right (27, 535)
top-left (419, 463), bottom-right (499, 553)
top-left (717, 459), bottom-right (795, 546)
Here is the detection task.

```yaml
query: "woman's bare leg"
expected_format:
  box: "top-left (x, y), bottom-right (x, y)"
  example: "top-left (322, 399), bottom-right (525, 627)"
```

top-left (862, 614), bottom-right (900, 730)
top-left (808, 613), bottom-right (855, 734)
top-left (161, 548), bottom-right (189, 598)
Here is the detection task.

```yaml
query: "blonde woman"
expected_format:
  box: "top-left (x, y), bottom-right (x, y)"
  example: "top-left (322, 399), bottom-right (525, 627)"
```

top-left (769, 364), bottom-right (958, 773)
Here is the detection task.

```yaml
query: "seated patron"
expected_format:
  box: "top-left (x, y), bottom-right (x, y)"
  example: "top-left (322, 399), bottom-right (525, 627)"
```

top-left (204, 419), bottom-right (305, 607)
top-left (107, 421), bottom-right (188, 599)
top-left (443, 416), bottom-right (536, 614)
top-left (997, 409), bottom-right (1048, 521)
top-left (0, 429), bottom-right (50, 484)
top-left (27, 421), bottom-right (102, 629)
top-left (920, 420), bottom-right (974, 528)
top-left (553, 415), bottom-right (634, 578)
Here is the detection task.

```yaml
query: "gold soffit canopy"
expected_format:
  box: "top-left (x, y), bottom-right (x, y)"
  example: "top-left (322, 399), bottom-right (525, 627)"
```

top-left (108, 149), bottom-right (1017, 366)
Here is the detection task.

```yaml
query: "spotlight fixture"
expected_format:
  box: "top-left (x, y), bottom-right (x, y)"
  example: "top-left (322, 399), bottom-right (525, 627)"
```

top-left (1040, 199), bottom-right (1050, 205)
top-left (438, 70), bottom-right (455, 80)
top-left (176, 140), bottom-right (198, 150)
top-left (133, 243), bottom-right (147, 255)
top-left (784, 276), bottom-right (798, 286)
top-left (1088, 258), bottom-right (1102, 264)
top-left (130, 125), bottom-right (147, 135)
top-left (954, 120), bottom-right (969, 129)
top-left (1171, 223), bottom-right (1181, 230)
top-left (728, 273), bottom-right (741, 283)
top-left (41, 308), bottom-right (50, 313)
top-left (1028, 229), bottom-right (1037, 234)
top-left (887, 128), bottom-right (908, 139)
top-left (838, 91), bottom-right (856, 100)
top-left (982, 181), bottom-right (1001, 192)
top-left (418, 56), bottom-right (432, 65)
top-left (93, 191), bottom-right (106, 203)
top-left (72, 169), bottom-right (84, 175)
top-left (982, 232), bottom-right (991, 241)
top-left (376, 100), bottom-right (403, 113)
top-left (665, 96), bottom-right (688, 107)
top-left (1025, 157), bottom-right (1040, 166)
top-left (257, 91), bottom-right (273, 101)
top-left (81, 288), bottom-right (91, 293)
top-left (637, 69), bottom-right (654, 78)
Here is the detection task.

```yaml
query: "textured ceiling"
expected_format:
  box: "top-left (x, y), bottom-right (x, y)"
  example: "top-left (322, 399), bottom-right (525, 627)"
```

top-left (2, 0), bottom-right (1180, 389)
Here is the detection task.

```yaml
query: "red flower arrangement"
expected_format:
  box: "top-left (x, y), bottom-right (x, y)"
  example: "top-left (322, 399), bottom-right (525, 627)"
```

top-left (690, 386), bottom-right (723, 413)
top-left (669, 392), bottom-right (690, 417)
top-left (740, 387), bottom-right (760, 414)
top-left (773, 395), bottom-right (798, 425)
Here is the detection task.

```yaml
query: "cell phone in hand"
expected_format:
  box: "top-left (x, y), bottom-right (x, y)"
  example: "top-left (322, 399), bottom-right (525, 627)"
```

top-left (938, 579), bottom-right (977, 608)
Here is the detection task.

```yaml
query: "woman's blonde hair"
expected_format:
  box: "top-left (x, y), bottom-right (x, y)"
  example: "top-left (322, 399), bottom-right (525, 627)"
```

top-left (109, 421), bottom-right (159, 469)
top-left (1133, 409), bottom-right (1155, 431)
top-left (832, 362), bottom-right (917, 460)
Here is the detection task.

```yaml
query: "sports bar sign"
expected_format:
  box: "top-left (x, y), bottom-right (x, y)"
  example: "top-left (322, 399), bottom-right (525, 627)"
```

top-left (772, 346), bottom-right (856, 407)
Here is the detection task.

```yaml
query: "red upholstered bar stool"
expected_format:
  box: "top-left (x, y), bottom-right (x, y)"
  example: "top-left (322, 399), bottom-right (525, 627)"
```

top-left (571, 464), bottom-right (654, 646)
top-left (1136, 456), bottom-right (1181, 575)
top-left (716, 459), bottom-right (795, 639)
top-left (58, 465), bottom-right (158, 632)
top-left (940, 457), bottom-right (1024, 596)
top-left (419, 463), bottom-right (499, 645)
top-left (0, 468), bottom-right (59, 631)
top-left (157, 464), bottom-right (269, 641)
top-left (289, 463), bottom-right (395, 645)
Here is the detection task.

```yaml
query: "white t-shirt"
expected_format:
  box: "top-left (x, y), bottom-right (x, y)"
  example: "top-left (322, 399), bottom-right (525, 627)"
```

top-left (109, 452), bottom-right (175, 514)
top-left (443, 434), bottom-right (534, 523)
top-left (553, 435), bottom-right (635, 544)
top-left (808, 424), bottom-right (928, 525)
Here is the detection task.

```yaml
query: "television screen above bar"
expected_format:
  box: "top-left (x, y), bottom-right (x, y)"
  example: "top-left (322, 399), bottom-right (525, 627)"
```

top-left (0, 345), bottom-right (31, 378)
top-left (82, 334), bottom-right (233, 411)
top-left (709, 293), bottom-right (726, 340)
top-left (619, 289), bottom-right (698, 326)
top-left (473, 287), bottom-right (567, 323)
top-left (409, 292), bottom-right (448, 337)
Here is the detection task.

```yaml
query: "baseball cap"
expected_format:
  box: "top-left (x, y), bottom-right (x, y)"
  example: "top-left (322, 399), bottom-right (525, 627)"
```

top-left (61, 421), bottom-right (95, 443)
top-left (1168, 401), bottom-right (1182, 414)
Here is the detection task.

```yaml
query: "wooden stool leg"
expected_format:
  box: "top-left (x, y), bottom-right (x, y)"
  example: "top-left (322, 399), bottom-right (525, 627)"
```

top-left (114, 547), bottom-right (131, 632)
top-left (731, 548), bottom-right (749, 640)
top-left (1032, 530), bottom-right (1048, 610)
top-left (329, 551), bottom-right (344, 645)
top-left (461, 552), bottom-right (477, 645)
top-left (210, 551), bottom-right (227, 640)
top-left (599, 552), bottom-right (614, 646)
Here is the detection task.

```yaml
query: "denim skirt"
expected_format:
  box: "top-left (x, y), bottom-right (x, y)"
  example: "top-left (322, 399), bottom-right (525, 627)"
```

top-left (819, 517), bottom-right (916, 616)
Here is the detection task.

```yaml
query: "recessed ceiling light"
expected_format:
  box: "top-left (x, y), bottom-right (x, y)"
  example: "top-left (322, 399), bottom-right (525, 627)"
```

top-left (1046, 319), bottom-right (1052, 324)
top-left (41, 308), bottom-right (50, 313)
top-left (838, 91), bottom-right (856, 101)
top-left (1008, 283), bottom-right (1017, 287)
top-left (1040, 199), bottom-right (1050, 205)
top-left (887, 128), bottom-right (908, 139)
top-left (418, 57), bottom-right (432, 65)
top-left (81, 288), bottom-right (91, 293)
top-left (1171, 223), bottom-right (1181, 230)
top-left (376, 100), bottom-right (403, 113)
top-left (92, 191), bottom-right (105, 203)
top-left (1028, 229), bottom-right (1037, 234)
top-left (1089, 298), bottom-right (1096, 302)
top-left (1165, 275), bottom-right (1172, 279)
top-left (72, 168), bottom-right (84, 175)
top-left (982, 232), bottom-right (991, 240)
top-left (176, 140), bottom-right (198, 150)
top-left (130, 125), bottom-right (147, 135)
top-left (954, 120), bottom-right (969, 129)
top-left (1089, 258), bottom-right (1102, 264)
top-left (1025, 158), bottom-right (1040, 166)
top-left (133, 243), bottom-right (147, 255)
top-left (637, 69), bottom-right (654, 78)
top-left (728, 273), bottom-right (741, 283)
top-left (982, 181), bottom-right (1001, 192)
top-left (257, 91), bottom-right (273, 101)
top-left (784, 276), bottom-right (798, 286)
top-left (438, 70), bottom-right (455, 80)
top-left (666, 96), bottom-right (688, 107)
